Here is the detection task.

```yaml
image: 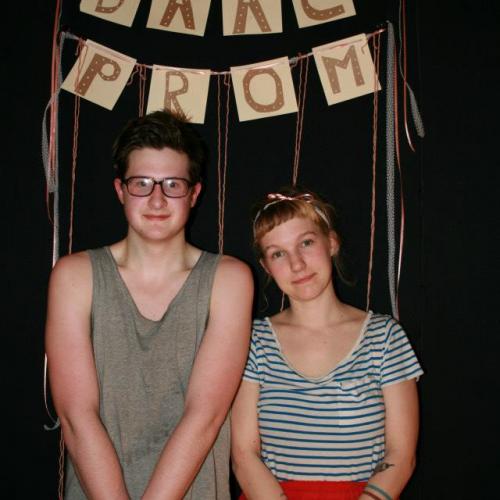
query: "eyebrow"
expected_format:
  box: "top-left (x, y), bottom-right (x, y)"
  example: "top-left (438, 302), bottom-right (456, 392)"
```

top-left (262, 230), bottom-right (318, 253)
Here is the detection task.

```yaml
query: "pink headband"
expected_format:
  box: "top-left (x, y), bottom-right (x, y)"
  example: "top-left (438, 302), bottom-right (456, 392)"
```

top-left (253, 192), bottom-right (331, 231)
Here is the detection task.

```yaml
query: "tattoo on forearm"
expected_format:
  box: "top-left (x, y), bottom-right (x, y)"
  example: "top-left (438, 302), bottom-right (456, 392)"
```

top-left (373, 461), bottom-right (395, 474)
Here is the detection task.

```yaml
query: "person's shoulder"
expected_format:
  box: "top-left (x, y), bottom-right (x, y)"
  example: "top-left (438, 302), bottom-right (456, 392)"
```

top-left (49, 250), bottom-right (93, 290)
top-left (214, 254), bottom-right (253, 285)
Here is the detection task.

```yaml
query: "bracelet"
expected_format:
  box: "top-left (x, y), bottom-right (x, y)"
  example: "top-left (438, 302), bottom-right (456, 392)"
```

top-left (365, 483), bottom-right (392, 500)
top-left (362, 491), bottom-right (383, 500)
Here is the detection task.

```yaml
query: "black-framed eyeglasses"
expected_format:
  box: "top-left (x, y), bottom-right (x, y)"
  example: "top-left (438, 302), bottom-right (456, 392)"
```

top-left (122, 176), bottom-right (194, 198)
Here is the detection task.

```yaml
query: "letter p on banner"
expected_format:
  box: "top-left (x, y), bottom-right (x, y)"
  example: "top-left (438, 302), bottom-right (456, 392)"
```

top-left (313, 34), bottom-right (381, 106)
top-left (231, 57), bottom-right (298, 121)
top-left (61, 40), bottom-right (136, 110)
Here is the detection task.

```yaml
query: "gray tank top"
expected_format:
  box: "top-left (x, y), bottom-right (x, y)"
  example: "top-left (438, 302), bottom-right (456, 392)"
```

top-left (65, 247), bottom-right (230, 500)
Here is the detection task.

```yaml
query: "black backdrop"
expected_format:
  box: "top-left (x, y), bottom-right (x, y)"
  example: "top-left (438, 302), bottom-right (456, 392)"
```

top-left (7, 1), bottom-right (499, 498)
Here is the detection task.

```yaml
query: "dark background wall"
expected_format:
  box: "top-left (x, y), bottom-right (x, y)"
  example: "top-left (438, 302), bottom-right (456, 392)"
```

top-left (7, 1), bottom-right (499, 498)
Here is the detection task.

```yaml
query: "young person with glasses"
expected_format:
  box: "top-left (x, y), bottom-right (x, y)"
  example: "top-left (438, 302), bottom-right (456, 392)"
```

top-left (45, 111), bottom-right (253, 499)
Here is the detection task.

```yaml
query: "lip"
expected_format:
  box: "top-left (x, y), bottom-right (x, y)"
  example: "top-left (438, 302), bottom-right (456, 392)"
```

top-left (143, 214), bottom-right (170, 221)
top-left (292, 273), bottom-right (315, 285)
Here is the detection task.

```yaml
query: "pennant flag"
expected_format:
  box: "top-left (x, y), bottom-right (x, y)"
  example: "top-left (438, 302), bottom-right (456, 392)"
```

top-left (231, 57), bottom-right (297, 121)
top-left (80, 0), bottom-right (141, 27)
top-left (291, 0), bottom-right (356, 28)
top-left (313, 34), bottom-right (380, 106)
top-left (147, 0), bottom-right (212, 36)
top-left (61, 40), bottom-right (136, 110)
top-left (222, 0), bottom-right (282, 36)
top-left (146, 65), bottom-right (211, 124)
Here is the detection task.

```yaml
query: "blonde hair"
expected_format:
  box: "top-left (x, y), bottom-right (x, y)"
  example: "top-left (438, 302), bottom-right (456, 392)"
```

top-left (252, 187), bottom-right (337, 257)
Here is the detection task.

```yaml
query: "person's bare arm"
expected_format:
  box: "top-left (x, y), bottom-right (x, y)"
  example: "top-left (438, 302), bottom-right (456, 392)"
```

top-left (141, 256), bottom-right (253, 500)
top-left (359, 379), bottom-right (419, 500)
top-left (46, 253), bottom-right (130, 500)
top-left (231, 380), bottom-right (287, 500)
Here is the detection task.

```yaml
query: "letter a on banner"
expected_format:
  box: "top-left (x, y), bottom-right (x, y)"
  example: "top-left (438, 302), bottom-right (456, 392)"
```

top-left (80, 0), bottom-right (141, 27)
top-left (222, 0), bottom-right (282, 35)
top-left (291, 0), bottom-right (356, 28)
top-left (147, 0), bottom-right (212, 36)
top-left (146, 65), bottom-right (211, 124)
top-left (231, 57), bottom-right (297, 121)
top-left (61, 40), bottom-right (136, 110)
top-left (313, 34), bottom-right (381, 105)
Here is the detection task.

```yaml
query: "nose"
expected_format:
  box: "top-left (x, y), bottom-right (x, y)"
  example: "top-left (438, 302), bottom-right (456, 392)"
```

top-left (289, 251), bottom-right (306, 273)
top-left (148, 183), bottom-right (167, 208)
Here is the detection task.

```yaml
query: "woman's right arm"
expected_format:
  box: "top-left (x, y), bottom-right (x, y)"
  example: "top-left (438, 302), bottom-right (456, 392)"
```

top-left (231, 380), bottom-right (287, 500)
top-left (45, 254), bottom-right (129, 500)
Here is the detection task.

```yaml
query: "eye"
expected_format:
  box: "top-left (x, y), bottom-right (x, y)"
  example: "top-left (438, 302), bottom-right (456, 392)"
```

top-left (165, 179), bottom-right (179, 189)
top-left (270, 250), bottom-right (285, 260)
top-left (301, 238), bottom-right (314, 247)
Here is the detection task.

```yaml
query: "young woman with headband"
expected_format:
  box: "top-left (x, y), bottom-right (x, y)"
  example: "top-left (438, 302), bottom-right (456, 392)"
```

top-left (231, 187), bottom-right (422, 500)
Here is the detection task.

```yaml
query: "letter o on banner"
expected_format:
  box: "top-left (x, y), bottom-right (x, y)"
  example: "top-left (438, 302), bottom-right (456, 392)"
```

top-left (231, 57), bottom-right (298, 121)
top-left (243, 68), bottom-right (285, 112)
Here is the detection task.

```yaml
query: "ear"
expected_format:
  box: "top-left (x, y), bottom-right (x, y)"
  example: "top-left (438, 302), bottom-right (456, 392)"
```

top-left (190, 182), bottom-right (202, 208)
top-left (328, 230), bottom-right (340, 257)
top-left (114, 178), bottom-right (125, 205)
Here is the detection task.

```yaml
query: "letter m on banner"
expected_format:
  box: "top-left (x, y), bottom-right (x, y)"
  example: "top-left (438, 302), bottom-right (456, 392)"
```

top-left (313, 34), bottom-right (381, 106)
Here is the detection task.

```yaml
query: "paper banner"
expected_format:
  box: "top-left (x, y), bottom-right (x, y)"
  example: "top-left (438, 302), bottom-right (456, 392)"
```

top-left (222, 0), bottom-right (282, 36)
top-left (231, 57), bottom-right (297, 121)
top-left (313, 34), bottom-right (380, 106)
top-left (147, 0), bottom-right (212, 36)
top-left (61, 40), bottom-right (136, 110)
top-left (291, 0), bottom-right (356, 28)
top-left (146, 65), bottom-right (211, 124)
top-left (80, 0), bottom-right (141, 27)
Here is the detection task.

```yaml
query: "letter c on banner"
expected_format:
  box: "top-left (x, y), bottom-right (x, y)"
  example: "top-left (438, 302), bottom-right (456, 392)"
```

top-left (95, 0), bottom-right (125, 14)
top-left (75, 53), bottom-right (121, 96)
top-left (242, 68), bottom-right (284, 112)
top-left (301, 0), bottom-right (345, 20)
top-left (164, 70), bottom-right (189, 114)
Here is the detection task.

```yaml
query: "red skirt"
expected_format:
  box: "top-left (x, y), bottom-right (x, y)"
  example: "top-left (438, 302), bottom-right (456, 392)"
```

top-left (239, 480), bottom-right (367, 500)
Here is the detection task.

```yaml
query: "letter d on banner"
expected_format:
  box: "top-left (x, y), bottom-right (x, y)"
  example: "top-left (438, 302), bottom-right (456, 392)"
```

top-left (80, 0), bottom-right (141, 27)
top-left (62, 40), bottom-right (136, 110)
top-left (231, 57), bottom-right (297, 121)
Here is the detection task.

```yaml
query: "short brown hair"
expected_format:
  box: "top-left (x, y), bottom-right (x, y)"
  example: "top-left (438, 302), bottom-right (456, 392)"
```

top-left (112, 110), bottom-right (206, 182)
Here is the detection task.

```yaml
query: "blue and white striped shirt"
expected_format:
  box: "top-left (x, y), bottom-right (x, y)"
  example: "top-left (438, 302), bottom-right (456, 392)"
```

top-left (243, 312), bottom-right (423, 482)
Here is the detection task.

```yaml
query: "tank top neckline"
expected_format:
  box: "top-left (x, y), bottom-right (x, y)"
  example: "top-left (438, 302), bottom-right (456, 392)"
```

top-left (103, 246), bottom-right (207, 324)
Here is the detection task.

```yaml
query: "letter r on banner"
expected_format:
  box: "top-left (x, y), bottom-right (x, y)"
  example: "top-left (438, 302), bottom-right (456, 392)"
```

top-left (313, 34), bottom-right (381, 106)
top-left (164, 71), bottom-right (189, 114)
top-left (146, 65), bottom-right (211, 124)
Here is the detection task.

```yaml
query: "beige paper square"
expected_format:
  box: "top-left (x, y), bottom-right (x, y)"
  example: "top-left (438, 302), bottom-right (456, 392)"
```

top-left (313, 34), bottom-right (381, 106)
top-left (147, 0), bottom-right (211, 36)
top-left (291, 0), bottom-right (356, 28)
top-left (61, 40), bottom-right (136, 110)
top-left (222, 0), bottom-right (282, 36)
top-left (146, 65), bottom-right (211, 124)
top-left (231, 57), bottom-right (297, 121)
top-left (80, 0), bottom-right (141, 27)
